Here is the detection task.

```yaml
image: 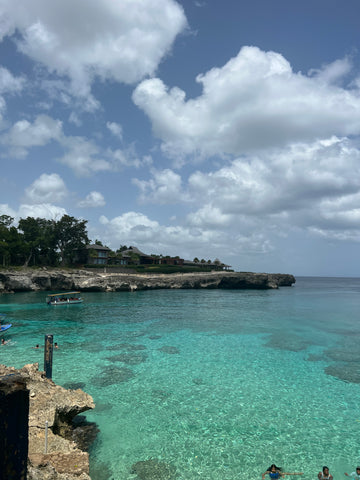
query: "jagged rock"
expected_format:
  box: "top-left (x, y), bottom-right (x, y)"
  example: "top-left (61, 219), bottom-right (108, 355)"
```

top-left (0, 268), bottom-right (295, 293)
top-left (0, 363), bottom-right (95, 480)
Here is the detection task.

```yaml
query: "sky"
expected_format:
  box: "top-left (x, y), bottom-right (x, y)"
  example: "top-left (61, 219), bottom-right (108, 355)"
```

top-left (1, 0), bottom-right (360, 277)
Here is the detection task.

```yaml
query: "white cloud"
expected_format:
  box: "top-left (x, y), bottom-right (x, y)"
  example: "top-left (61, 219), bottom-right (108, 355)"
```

top-left (309, 57), bottom-right (353, 85)
top-left (129, 136), bottom-right (360, 245)
top-left (78, 191), bottom-right (105, 208)
top-left (106, 122), bottom-right (123, 141)
top-left (187, 204), bottom-right (232, 227)
top-left (0, 204), bottom-right (17, 218)
top-left (0, 66), bottom-right (25, 94)
top-left (0, 0), bottom-right (187, 99)
top-left (18, 203), bottom-right (67, 220)
top-left (96, 210), bottom-right (272, 261)
top-left (58, 136), bottom-right (111, 176)
top-left (24, 173), bottom-right (68, 204)
top-left (133, 47), bottom-right (360, 160)
top-left (107, 147), bottom-right (152, 170)
top-left (0, 114), bottom-right (63, 158)
top-left (133, 168), bottom-right (185, 204)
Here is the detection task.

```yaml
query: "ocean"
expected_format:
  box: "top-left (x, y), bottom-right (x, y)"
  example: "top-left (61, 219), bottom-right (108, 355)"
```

top-left (1, 276), bottom-right (360, 480)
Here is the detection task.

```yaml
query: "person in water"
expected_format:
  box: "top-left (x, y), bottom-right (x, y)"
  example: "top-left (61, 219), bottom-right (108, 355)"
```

top-left (345, 467), bottom-right (360, 480)
top-left (262, 465), bottom-right (304, 479)
top-left (263, 465), bottom-right (284, 479)
top-left (318, 466), bottom-right (333, 480)
top-left (1, 338), bottom-right (6, 345)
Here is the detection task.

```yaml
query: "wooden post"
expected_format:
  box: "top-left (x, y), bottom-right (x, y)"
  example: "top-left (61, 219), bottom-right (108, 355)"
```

top-left (0, 374), bottom-right (29, 479)
top-left (44, 334), bottom-right (53, 379)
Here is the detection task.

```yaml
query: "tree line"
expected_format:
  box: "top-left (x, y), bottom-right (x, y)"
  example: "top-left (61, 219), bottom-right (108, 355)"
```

top-left (0, 214), bottom-right (89, 267)
top-left (0, 214), bottom-right (223, 269)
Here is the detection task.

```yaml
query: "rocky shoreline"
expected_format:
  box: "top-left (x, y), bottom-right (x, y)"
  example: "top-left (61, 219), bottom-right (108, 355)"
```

top-left (0, 268), bottom-right (295, 293)
top-left (0, 363), bottom-right (95, 480)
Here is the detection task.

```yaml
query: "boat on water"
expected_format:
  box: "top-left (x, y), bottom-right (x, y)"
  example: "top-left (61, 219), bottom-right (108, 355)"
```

top-left (46, 292), bottom-right (83, 305)
top-left (0, 324), bottom-right (12, 333)
top-left (0, 313), bottom-right (12, 333)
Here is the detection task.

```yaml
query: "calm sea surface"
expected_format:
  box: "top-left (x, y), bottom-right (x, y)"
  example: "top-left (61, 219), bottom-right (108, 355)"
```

top-left (1, 277), bottom-right (360, 480)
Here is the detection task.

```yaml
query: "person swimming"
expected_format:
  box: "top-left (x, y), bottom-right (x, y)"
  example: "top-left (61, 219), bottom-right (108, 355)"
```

top-left (318, 466), bottom-right (333, 480)
top-left (263, 465), bottom-right (304, 479)
top-left (263, 465), bottom-right (284, 480)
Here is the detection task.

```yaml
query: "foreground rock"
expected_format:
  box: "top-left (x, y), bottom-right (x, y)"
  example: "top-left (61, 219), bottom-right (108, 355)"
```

top-left (0, 363), bottom-right (95, 480)
top-left (0, 268), bottom-right (295, 293)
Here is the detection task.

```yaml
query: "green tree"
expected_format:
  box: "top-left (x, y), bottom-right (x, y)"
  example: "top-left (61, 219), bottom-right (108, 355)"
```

top-left (18, 217), bottom-right (53, 266)
top-left (53, 215), bottom-right (89, 266)
top-left (0, 215), bottom-right (14, 266)
top-left (193, 257), bottom-right (199, 263)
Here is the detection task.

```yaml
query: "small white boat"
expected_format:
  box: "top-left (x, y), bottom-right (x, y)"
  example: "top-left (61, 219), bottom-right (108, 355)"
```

top-left (46, 292), bottom-right (83, 305)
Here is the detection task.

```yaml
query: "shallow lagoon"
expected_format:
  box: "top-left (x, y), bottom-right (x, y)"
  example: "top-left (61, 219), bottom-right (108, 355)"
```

top-left (1, 277), bottom-right (360, 480)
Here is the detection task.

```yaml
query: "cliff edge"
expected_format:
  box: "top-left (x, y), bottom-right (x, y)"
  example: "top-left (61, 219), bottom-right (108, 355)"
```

top-left (0, 269), bottom-right (295, 293)
top-left (0, 363), bottom-right (95, 480)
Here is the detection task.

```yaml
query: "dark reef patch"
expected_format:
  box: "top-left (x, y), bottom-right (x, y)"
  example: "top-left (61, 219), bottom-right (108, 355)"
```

top-left (151, 389), bottom-right (172, 402)
top-left (306, 354), bottom-right (324, 362)
top-left (106, 352), bottom-right (148, 365)
top-left (62, 381), bottom-right (86, 390)
top-left (79, 342), bottom-right (104, 353)
top-left (264, 333), bottom-right (312, 352)
top-left (90, 461), bottom-right (114, 480)
top-left (130, 458), bottom-right (177, 480)
top-left (106, 343), bottom-right (147, 351)
top-left (192, 377), bottom-right (204, 385)
top-left (94, 402), bottom-right (113, 413)
top-left (91, 365), bottom-right (135, 386)
top-left (148, 335), bottom-right (162, 340)
top-left (325, 362), bottom-right (360, 383)
top-left (158, 346), bottom-right (180, 354)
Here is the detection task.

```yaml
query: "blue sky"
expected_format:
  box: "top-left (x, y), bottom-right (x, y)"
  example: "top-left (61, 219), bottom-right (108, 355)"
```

top-left (1, 0), bottom-right (360, 276)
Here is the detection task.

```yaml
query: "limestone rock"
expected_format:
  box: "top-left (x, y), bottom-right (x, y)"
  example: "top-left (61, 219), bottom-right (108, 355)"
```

top-left (0, 268), bottom-right (295, 293)
top-left (0, 363), bottom-right (95, 480)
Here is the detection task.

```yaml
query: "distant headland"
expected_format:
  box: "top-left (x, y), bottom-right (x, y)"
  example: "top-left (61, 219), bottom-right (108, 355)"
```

top-left (0, 268), bottom-right (295, 293)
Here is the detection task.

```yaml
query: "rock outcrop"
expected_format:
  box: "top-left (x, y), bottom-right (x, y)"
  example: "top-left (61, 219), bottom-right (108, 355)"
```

top-left (0, 268), bottom-right (295, 293)
top-left (0, 363), bottom-right (95, 480)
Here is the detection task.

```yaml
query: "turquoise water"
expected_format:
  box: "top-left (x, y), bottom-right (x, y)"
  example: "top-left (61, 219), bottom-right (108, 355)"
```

top-left (1, 277), bottom-right (360, 480)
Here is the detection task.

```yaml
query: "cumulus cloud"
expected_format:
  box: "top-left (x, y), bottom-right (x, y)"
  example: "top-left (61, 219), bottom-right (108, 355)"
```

top-left (0, 204), bottom-right (17, 218)
top-left (129, 136), bottom-right (360, 246)
top-left (0, 66), bottom-right (25, 94)
top-left (106, 122), bottom-right (123, 140)
top-left (0, 114), bottom-right (63, 158)
top-left (18, 203), bottom-right (67, 220)
top-left (133, 168), bottom-right (186, 204)
top-left (133, 46), bottom-right (360, 160)
top-left (107, 147), bottom-right (152, 170)
top-left (24, 173), bottom-right (68, 204)
top-left (58, 136), bottom-right (111, 176)
top-left (0, 0), bottom-right (187, 99)
top-left (98, 211), bottom-right (230, 257)
top-left (78, 191), bottom-right (105, 208)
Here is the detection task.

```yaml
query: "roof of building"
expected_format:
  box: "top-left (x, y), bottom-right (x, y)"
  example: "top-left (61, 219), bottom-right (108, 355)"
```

top-left (86, 244), bottom-right (111, 251)
top-left (120, 246), bottom-right (152, 257)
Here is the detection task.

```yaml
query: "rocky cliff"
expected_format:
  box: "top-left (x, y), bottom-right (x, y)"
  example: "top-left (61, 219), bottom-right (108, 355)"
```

top-left (0, 269), bottom-right (295, 293)
top-left (0, 363), bottom-right (95, 480)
